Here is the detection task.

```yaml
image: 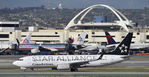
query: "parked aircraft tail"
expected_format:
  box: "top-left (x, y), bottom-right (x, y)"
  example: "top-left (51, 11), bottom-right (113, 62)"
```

top-left (73, 31), bottom-right (87, 45)
top-left (105, 32), bottom-right (116, 44)
top-left (110, 33), bottom-right (133, 55)
top-left (68, 38), bottom-right (74, 44)
top-left (22, 32), bottom-right (32, 43)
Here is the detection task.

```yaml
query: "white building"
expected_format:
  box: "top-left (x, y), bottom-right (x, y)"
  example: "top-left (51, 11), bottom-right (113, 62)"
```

top-left (0, 21), bottom-right (19, 32)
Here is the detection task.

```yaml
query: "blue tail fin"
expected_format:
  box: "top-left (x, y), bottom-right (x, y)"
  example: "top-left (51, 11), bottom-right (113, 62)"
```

top-left (105, 32), bottom-right (116, 44)
top-left (110, 33), bottom-right (133, 55)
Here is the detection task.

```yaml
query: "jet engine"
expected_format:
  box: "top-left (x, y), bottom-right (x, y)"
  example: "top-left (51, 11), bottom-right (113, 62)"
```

top-left (31, 49), bottom-right (40, 53)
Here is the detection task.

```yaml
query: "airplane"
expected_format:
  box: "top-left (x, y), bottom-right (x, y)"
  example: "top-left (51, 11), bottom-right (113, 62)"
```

top-left (15, 31), bottom-right (89, 54)
top-left (15, 31), bottom-right (88, 55)
top-left (2, 31), bottom-right (86, 55)
top-left (13, 32), bottom-right (133, 72)
top-left (105, 31), bottom-right (149, 50)
top-left (70, 31), bottom-right (105, 52)
top-left (0, 32), bottom-right (34, 55)
top-left (11, 40), bottom-right (67, 54)
top-left (17, 31), bottom-right (99, 54)
top-left (0, 32), bottom-right (67, 55)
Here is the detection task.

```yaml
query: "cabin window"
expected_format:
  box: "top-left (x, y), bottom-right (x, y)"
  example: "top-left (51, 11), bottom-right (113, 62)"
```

top-left (0, 34), bottom-right (9, 38)
top-left (18, 59), bottom-right (23, 61)
top-left (86, 34), bottom-right (88, 39)
top-left (22, 35), bottom-right (59, 37)
top-left (137, 32), bottom-right (140, 35)
top-left (55, 32), bottom-right (58, 34)
top-left (92, 32), bottom-right (95, 34)
top-left (78, 34), bottom-right (80, 36)
top-left (10, 32), bottom-right (12, 34)
top-left (92, 36), bottom-right (115, 37)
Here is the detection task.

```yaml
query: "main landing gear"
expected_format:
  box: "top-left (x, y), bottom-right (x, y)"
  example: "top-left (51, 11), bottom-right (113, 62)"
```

top-left (30, 68), bottom-right (34, 71)
top-left (70, 67), bottom-right (78, 72)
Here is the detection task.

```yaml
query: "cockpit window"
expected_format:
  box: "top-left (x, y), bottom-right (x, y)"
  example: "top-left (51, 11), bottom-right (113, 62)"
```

top-left (18, 59), bottom-right (23, 61)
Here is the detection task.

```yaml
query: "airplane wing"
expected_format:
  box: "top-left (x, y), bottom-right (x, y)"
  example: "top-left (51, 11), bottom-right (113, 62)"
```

top-left (102, 44), bottom-right (118, 53)
top-left (38, 46), bottom-right (58, 52)
top-left (0, 48), bottom-right (9, 53)
top-left (31, 46), bottom-right (58, 54)
top-left (73, 44), bottom-right (87, 50)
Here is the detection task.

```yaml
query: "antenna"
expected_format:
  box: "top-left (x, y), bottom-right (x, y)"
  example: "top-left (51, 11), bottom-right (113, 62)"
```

top-left (58, 3), bottom-right (63, 9)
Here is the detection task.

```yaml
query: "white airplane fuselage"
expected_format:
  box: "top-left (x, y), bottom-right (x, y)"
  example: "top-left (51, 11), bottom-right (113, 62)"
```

top-left (107, 43), bottom-right (149, 50)
top-left (130, 43), bottom-right (149, 49)
top-left (13, 55), bottom-right (127, 69)
top-left (79, 43), bottom-right (106, 51)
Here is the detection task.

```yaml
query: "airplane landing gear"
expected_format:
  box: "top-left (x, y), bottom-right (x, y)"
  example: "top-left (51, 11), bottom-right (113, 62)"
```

top-left (52, 67), bottom-right (57, 70)
top-left (20, 67), bottom-right (27, 72)
top-left (70, 67), bottom-right (78, 72)
top-left (30, 68), bottom-right (34, 71)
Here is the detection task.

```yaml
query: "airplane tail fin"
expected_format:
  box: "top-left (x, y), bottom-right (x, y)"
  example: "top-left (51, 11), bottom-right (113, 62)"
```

top-left (68, 38), bottom-right (74, 44)
top-left (105, 32), bottom-right (116, 44)
top-left (110, 33), bottom-right (133, 55)
top-left (73, 31), bottom-right (87, 45)
top-left (22, 32), bottom-right (32, 43)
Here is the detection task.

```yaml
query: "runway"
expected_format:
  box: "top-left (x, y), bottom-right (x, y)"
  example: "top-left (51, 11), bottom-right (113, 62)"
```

top-left (0, 55), bottom-right (149, 77)
top-left (0, 70), bottom-right (149, 77)
top-left (0, 70), bottom-right (149, 75)
top-left (1, 55), bottom-right (149, 68)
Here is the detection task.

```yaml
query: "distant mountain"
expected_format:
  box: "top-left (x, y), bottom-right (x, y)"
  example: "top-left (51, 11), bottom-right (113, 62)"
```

top-left (0, 0), bottom-right (149, 9)
top-left (0, 7), bottom-right (149, 28)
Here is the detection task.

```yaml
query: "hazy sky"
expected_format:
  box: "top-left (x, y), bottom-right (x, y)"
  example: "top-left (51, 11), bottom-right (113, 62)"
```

top-left (0, 0), bottom-right (149, 9)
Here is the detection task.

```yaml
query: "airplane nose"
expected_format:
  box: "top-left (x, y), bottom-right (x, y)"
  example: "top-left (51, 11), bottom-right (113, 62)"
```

top-left (12, 61), bottom-right (18, 66)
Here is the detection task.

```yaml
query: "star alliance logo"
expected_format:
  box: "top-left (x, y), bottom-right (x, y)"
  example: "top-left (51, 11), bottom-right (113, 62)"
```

top-left (119, 44), bottom-right (128, 53)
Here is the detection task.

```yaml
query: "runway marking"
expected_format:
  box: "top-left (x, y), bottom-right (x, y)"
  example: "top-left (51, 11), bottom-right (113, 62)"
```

top-left (0, 71), bottom-right (149, 75)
